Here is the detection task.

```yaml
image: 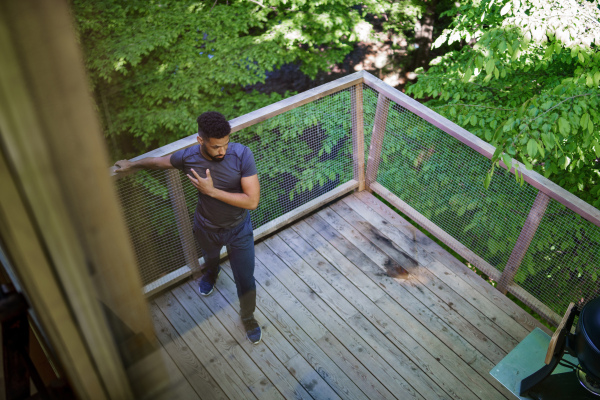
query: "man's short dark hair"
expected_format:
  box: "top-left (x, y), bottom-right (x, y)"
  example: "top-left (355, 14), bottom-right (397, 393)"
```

top-left (197, 111), bottom-right (231, 139)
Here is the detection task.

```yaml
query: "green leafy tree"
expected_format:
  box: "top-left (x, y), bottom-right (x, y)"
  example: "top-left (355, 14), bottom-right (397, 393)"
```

top-left (407, 0), bottom-right (600, 207)
top-left (73, 0), bottom-right (389, 157)
top-left (405, 0), bottom-right (600, 315)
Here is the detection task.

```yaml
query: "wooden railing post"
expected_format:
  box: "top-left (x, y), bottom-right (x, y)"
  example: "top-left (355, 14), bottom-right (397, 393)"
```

top-left (365, 94), bottom-right (390, 191)
top-left (497, 191), bottom-right (551, 294)
top-left (351, 83), bottom-right (365, 191)
top-left (166, 170), bottom-right (201, 275)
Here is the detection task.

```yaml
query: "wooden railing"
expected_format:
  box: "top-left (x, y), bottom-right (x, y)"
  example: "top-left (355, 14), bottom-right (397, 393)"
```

top-left (112, 73), bottom-right (365, 297)
top-left (361, 72), bottom-right (600, 326)
top-left (114, 70), bottom-right (600, 326)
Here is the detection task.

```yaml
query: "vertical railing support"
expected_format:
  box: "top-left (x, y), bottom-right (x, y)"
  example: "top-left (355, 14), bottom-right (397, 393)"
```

top-left (497, 191), bottom-right (551, 294)
top-left (166, 170), bottom-right (201, 275)
top-left (351, 83), bottom-right (365, 191)
top-left (365, 93), bottom-right (390, 191)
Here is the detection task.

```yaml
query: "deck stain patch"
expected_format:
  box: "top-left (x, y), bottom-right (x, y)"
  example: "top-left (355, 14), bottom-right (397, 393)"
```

top-left (384, 257), bottom-right (409, 279)
top-left (304, 379), bottom-right (318, 391)
top-left (364, 223), bottom-right (418, 272)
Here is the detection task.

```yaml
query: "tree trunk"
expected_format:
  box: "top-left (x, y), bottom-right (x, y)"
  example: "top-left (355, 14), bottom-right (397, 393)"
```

top-left (411, 1), bottom-right (437, 71)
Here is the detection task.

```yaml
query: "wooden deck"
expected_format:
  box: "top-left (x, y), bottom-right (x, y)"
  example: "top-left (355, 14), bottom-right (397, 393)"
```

top-left (149, 191), bottom-right (552, 400)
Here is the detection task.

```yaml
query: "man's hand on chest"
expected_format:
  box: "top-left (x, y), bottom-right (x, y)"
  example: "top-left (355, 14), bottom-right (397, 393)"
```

top-left (187, 168), bottom-right (217, 197)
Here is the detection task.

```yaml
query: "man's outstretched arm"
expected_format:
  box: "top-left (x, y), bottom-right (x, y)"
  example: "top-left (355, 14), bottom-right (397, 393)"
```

top-left (114, 155), bottom-right (174, 173)
top-left (187, 169), bottom-right (260, 210)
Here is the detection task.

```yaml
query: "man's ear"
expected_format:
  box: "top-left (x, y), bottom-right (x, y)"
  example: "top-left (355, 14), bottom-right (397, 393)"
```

top-left (197, 135), bottom-right (203, 146)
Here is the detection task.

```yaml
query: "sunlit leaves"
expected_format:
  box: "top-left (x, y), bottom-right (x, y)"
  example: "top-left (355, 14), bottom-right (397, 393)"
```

top-left (525, 138), bottom-right (536, 157)
top-left (501, 153), bottom-right (512, 171)
top-left (541, 132), bottom-right (555, 149)
top-left (407, 0), bottom-right (600, 206)
top-left (501, 0), bottom-right (600, 49)
top-left (580, 113), bottom-right (590, 129)
top-left (73, 0), bottom-right (388, 158)
top-left (558, 117), bottom-right (571, 136)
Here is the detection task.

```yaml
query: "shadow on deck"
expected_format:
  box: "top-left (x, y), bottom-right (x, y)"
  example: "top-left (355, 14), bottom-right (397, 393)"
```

top-left (150, 191), bottom-right (550, 400)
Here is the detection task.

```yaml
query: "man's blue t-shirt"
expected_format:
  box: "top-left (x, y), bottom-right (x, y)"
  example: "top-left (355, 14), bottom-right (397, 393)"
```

top-left (170, 142), bottom-right (258, 230)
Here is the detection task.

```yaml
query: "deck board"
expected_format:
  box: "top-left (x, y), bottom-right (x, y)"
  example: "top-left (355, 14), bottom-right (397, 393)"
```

top-left (312, 207), bottom-right (508, 363)
top-left (151, 192), bottom-right (540, 399)
top-left (274, 228), bottom-right (481, 400)
top-left (263, 234), bottom-right (417, 400)
top-left (212, 268), bottom-right (332, 399)
top-left (154, 293), bottom-right (261, 399)
top-left (290, 219), bottom-right (509, 400)
top-left (328, 200), bottom-right (520, 353)
top-left (353, 191), bottom-right (551, 336)
top-left (174, 282), bottom-right (312, 400)
top-left (255, 242), bottom-right (380, 400)
top-left (150, 303), bottom-right (226, 400)
top-left (343, 195), bottom-right (534, 341)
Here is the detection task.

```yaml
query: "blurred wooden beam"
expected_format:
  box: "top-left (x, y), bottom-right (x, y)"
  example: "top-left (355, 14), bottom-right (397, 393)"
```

top-left (0, 144), bottom-right (109, 400)
top-left (0, 0), bottom-right (167, 397)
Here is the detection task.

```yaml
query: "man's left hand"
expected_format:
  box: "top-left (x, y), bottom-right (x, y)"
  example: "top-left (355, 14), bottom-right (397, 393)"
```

top-left (188, 168), bottom-right (216, 196)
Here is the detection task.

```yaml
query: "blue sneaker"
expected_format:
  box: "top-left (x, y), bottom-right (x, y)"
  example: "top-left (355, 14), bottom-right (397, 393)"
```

top-left (198, 267), bottom-right (221, 296)
top-left (243, 318), bottom-right (262, 344)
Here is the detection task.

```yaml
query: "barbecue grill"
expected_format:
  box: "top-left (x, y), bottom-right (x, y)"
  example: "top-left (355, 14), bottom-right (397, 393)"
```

top-left (519, 296), bottom-right (600, 398)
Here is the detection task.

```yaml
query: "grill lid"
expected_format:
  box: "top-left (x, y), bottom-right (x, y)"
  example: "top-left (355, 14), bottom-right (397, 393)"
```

top-left (581, 296), bottom-right (600, 353)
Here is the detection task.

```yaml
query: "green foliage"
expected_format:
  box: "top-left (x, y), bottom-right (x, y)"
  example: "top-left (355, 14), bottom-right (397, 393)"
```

top-left (377, 105), bottom-right (536, 271)
top-left (376, 103), bottom-right (600, 316)
top-left (73, 0), bottom-right (393, 157)
top-left (407, 0), bottom-right (600, 208)
top-left (233, 90), bottom-right (355, 227)
top-left (404, 0), bottom-right (600, 316)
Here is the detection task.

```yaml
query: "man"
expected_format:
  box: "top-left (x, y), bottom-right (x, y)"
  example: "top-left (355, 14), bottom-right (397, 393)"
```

top-left (114, 111), bottom-right (262, 344)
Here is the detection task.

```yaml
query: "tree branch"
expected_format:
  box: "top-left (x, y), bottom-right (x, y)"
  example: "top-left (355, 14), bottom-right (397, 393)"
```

top-left (527, 93), bottom-right (600, 124)
top-left (433, 103), bottom-right (515, 111)
top-left (247, 0), bottom-right (266, 8)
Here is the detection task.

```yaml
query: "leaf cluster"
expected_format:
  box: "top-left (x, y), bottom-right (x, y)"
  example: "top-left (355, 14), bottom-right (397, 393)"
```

top-left (376, 102), bottom-right (600, 315)
top-left (73, 0), bottom-right (375, 156)
top-left (406, 0), bottom-right (600, 314)
top-left (408, 0), bottom-right (600, 207)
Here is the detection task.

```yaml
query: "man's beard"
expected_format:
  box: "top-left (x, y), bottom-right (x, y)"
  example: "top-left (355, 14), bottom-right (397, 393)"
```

top-left (202, 145), bottom-right (225, 162)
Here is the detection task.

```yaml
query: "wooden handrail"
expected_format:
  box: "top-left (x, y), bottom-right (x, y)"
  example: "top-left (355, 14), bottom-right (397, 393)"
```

top-left (112, 70), bottom-right (600, 228)
top-left (110, 71), bottom-right (365, 179)
top-left (111, 69), bottom-right (600, 325)
top-left (362, 72), bottom-right (600, 229)
top-left (111, 70), bottom-right (600, 229)
top-left (360, 72), bottom-right (599, 325)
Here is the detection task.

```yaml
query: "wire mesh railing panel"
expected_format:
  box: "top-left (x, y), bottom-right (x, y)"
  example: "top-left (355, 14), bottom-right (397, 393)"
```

top-left (231, 87), bottom-right (357, 230)
top-left (115, 86), bottom-right (357, 289)
top-left (115, 171), bottom-right (187, 286)
top-left (112, 72), bottom-right (600, 321)
top-left (375, 101), bottom-right (539, 272)
top-left (518, 199), bottom-right (600, 315)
